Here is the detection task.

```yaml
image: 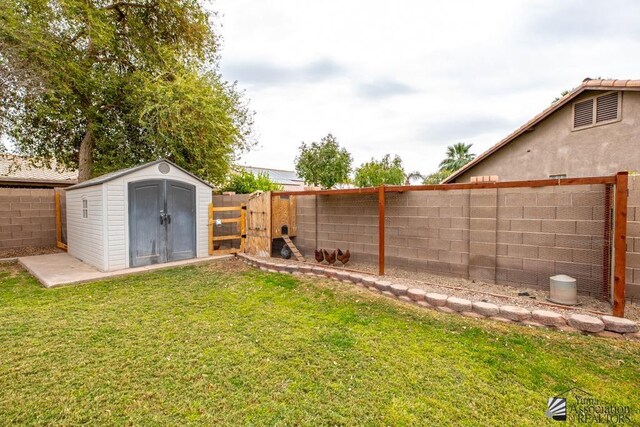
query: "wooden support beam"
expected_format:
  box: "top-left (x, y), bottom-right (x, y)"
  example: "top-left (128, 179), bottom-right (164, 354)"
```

top-left (613, 171), bottom-right (628, 317)
top-left (55, 191), bottom-right (67, 251)
top-left (272, 175), bottom-right (617, 197)
top-left (378, 185), bottom-right (385, 276)
top-left (212, 235), bottom-right (243, 241)
top-left (240, 204), bottom-right (246, 253)
top-left (208, 203), bottom-right (214, 255)
top-left (212, 205), bottom-right (244, 212)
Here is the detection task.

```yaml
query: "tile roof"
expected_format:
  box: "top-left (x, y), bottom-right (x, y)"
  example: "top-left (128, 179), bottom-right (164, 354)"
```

top-left (242, 166), bottom-right (304, 186)
top-left (443, 79), bottom-right (640, 183)
top-left (0, 155), bottom-right (77, 184)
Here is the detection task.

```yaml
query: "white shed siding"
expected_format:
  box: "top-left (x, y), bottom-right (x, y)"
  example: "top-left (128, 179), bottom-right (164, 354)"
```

top-left (66, 185), bottom-right (105, 270)
top-left (106, 181), bottom-right (127, 270)
top-left (196, 181), bottom-right (211, 257)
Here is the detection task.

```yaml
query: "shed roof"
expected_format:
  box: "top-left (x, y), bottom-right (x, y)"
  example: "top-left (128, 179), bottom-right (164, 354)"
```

top-left (66, 159), bottom-right (212, 190)
top-left (443, 78), bottom-right (640, 183)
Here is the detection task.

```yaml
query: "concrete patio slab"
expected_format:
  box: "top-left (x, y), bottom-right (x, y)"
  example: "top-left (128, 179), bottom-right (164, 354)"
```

top-left (18, 252), bottom-right (233, 288)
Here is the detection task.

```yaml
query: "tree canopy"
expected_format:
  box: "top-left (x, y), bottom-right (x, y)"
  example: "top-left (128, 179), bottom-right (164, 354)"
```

top-left (294, 134), bottom-right (352, 189)
top-left (220, 169), bottom-right (283, 194)
top-left (0, 0), bottom-right (253, 182)
top-left (422, 169), bottom-right (452, 184)
top-left (354, 154), bottom-right (405, 187)
top-left (438, 142), bottom-right (475, 172)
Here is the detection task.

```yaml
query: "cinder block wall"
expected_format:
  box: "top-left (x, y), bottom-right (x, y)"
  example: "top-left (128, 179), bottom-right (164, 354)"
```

top-left (0, 188), bottom-right (57, 249)
top-left (625, 176), bottom-right (640, 299)
top-left (294, 185), bottom-right (611, 297)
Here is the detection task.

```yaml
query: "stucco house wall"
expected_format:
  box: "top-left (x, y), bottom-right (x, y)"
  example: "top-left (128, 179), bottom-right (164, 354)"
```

top-left (453, 90), bottom-right (640, 183)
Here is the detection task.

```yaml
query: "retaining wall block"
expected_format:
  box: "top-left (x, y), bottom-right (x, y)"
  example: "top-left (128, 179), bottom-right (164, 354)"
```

top-left (407, 288), bottom-right (426, 301)
top-left (531, 310), bottom-right (566, 326)
top-left (425, 293), bottom-right (448, 307)
top-left (472, 301), bottom-right (500, 317)
top-left (389, 284), bottom-right (409, 296)
top-left (374, 280), bottom-right (392, 292)
top-left (601, 315), bottom-right (638, 333)
top-left (499, 306), bottom-right (531, 321)
top-left (567, 314), bottom-right (605, 333)
top-left (446, 297), bottom-right (473, 312)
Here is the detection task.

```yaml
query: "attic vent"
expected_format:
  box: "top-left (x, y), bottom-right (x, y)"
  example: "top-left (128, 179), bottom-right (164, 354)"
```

top-left (572, 91), bottom-right (621, 130)
top-left (573, 99), bottom-right (594, 128)
top-left (596, 92), bottom-right (619, 123)
top-left (158, 162), bottom-right (170, 174)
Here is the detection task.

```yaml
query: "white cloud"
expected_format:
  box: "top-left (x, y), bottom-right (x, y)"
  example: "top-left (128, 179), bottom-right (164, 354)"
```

top-left (213, 0), bottom-right (640, 175)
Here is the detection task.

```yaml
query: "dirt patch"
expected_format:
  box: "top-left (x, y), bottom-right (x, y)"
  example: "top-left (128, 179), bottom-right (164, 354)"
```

top-left (0, 246), bottom-right (61, 259)
top-left (267, 256), bottom-right (640, 321)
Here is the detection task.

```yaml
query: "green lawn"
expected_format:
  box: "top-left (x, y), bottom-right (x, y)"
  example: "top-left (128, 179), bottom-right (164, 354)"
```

top-left (0, 260), bottom-right (638, 426)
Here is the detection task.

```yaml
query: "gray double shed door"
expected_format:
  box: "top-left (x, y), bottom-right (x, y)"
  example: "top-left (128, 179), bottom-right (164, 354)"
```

top-left (128, 179), bottom-right (196, 267)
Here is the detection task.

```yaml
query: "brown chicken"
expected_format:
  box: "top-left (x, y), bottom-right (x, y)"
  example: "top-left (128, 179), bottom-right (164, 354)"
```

top-left (323, 249), bottom-right (337, 265)
top-left (336, 248), bottom-right (351, 266)
top-left (315, 249), bottom-right (325, 263)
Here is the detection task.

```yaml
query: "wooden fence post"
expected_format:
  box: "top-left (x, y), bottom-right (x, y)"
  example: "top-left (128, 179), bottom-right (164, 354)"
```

top-left (208, 203), bottom-right (214, 255)
top-left (613, 171), bottom-right (628, 317)
top-left (378, 185), bottom-right (385, 276)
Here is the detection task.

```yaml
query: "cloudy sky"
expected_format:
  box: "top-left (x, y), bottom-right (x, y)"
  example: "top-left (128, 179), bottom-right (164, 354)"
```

top-left (214, 0), bottom-right (640, 176)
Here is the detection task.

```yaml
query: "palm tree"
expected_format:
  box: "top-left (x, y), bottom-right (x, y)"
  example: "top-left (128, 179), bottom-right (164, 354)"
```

top-left (439, 142), bottom-right (475, 172)
top-left (404, 171), bottom-right (424, 185)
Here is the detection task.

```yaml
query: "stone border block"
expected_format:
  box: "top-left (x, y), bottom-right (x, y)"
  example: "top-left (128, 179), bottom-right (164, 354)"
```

top-left (407, 288), bottom-right (426, 302)
top-left (499, 305), bottom-right (531, 321)
top-left (472, 301), bottom-right (499, 317)
top-left (447, 297), bottom-right (472, 312)
top-left (390, 284), bottom-right (409, 296)
top-left (567, 314), bottom-right (605, 333)
top-left (601, 315), bottom-right (638, 333)
top-left (531, 310), bottom-right (566, 326)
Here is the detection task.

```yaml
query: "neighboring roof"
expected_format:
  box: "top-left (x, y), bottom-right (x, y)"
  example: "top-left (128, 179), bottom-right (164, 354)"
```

top-left (242, 166), bottom-right (304, 186)
top-left (0, 155), bottom-right (77, 185)
top-left (443, 78), bottom-right (640, 183)
top-left (66, 159), bottom-right (213, 190)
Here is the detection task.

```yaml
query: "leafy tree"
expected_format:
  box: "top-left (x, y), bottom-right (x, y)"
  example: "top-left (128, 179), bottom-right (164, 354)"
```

top-left (354, 154), bottom-right (405, 187)
top-left (0, 0), bottom-right (253, 183)
top-left (295, 134), bottom-right (352, 189)
top-left (438, 142), bottom-right (475, 172)
top-left (220, 169), bottom-right (283, 194)
top-left (422, 169), bottom-right (452, 184)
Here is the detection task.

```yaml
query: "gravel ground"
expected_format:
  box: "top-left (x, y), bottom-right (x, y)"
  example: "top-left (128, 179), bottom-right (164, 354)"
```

top-left (0, 246), bottom-right (61, 260)
top-left (270, 256), bottom-right (640, 321)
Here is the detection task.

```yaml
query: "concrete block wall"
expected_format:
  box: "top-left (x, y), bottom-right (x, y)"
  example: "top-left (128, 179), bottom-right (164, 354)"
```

top-left (625, 176), bottom-right (640, 299)
top-left (294, 185), bottom-right (610, 296)
top-left (494, 185), bottom-right (608, 296)
top-left (384, 191), bottom-right (469, 277)
top-left (295, 194), bottom-right (379, 264)
top-left (0, 188), bottom-right (57, 249)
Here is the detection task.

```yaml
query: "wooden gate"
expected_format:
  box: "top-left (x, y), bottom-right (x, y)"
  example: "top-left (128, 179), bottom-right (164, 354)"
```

top-left (245, 191), bottom-right (272, 257)
top-left (208, 203), bottom-right (246, 255)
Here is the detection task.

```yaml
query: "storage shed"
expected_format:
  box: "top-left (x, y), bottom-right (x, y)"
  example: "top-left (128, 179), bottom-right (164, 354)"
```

top-left (65, 159), bottom-right (212, 272)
